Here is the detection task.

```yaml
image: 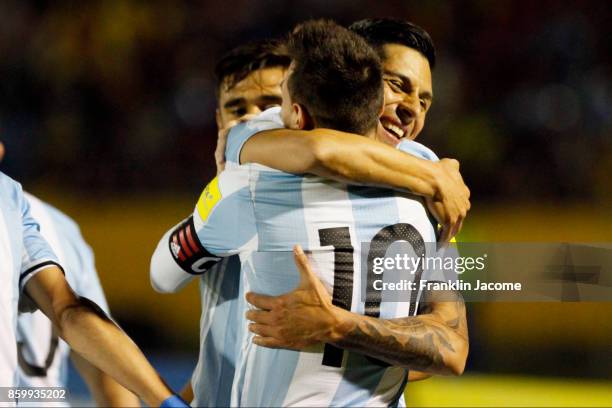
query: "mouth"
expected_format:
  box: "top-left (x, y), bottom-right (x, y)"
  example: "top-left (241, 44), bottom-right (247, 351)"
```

top-left (379, 117), bottom-right (408, 144)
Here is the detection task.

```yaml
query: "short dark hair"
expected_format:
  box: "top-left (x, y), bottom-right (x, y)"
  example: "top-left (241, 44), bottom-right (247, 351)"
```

top-left (286, 19), bottom-right (383, 135)
top-left (215, 39), bottom-right (290, 93)
top-left (349, 18), bottom-right (436, 69)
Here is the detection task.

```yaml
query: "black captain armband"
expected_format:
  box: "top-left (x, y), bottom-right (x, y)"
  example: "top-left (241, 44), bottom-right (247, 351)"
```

top-left (168, 216), bottom-right (222, 274)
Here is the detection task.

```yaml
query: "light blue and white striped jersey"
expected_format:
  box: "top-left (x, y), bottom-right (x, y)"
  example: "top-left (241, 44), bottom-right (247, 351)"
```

top-left (0, 172), bottom-right (60, 390)
top-left (188, 107), bottom-right (286, 407)
top-left (189, 257), bottom-right (242, 407)
top-left (16, 193), bottom-right (110, 401)
top-left (191, 108), bottom-right (290, 407)
top-left (192, 108), bottom-right (441, 407)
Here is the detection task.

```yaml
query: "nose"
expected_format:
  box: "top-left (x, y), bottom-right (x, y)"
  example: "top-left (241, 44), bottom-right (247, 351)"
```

top-left (246, 105), bottom-right (263, 116)
top-left (397, 95), bottom-right (419, 125)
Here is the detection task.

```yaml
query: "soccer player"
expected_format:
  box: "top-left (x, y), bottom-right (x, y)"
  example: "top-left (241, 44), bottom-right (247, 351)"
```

top-left (153, 20), bottom-right (467, 406)
top-left (156, 30), bottom-right (468, 405)
top-left (0, 142), bottom-right (139, 407)
top-left (155, 18), bottom-right (469, 406)
top-left (169, 39), bottom-right (291, 406)
top-left (0, 170), bottom-right (187, 407)
top-left (216, 20), bottom-right (469, 243)
top-left (239, 16), bottom-right (462, 385)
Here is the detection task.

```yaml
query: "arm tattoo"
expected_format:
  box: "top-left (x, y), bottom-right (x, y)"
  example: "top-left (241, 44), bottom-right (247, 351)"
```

top-left (332, 289), bottom-right (466, 372)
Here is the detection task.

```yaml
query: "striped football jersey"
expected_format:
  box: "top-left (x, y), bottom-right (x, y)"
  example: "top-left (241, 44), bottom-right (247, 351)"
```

top-left (190, 108), bottom-right (442, 406)
top-left (0, 173), bottom-right (60, 393)
top-left (16, 193), bottom-right (110, 406)
top-left (150, 107), bottom-right (445, 407)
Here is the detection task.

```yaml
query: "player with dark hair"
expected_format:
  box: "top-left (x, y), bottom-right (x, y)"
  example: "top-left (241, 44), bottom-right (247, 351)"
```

top-left (153, 17), bottom-right (471, 406)
top-left (350, 18), bottom-right (436, 145)
top-left (214, 39), bottom-right (290, 129)
top-left (283, 21), bottom-right (384, 135)
top-left (152, 39), bottom-right (291, 407)
top-left (215, 20), bottom-right (468, 242)
top-left (245, 16), bottom-right (466, 388)
top-left (350, 17), bottom-right (436, 67)
top-left (152, 19), bottom-right (467, 406)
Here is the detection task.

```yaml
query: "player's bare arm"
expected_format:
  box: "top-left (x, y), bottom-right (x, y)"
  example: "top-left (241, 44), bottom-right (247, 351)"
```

top-left (238, 128), bottom-right (470, 242)
top-left (70, 352), bottom-right (141, 407)
top-left (330, 286), bottom-right (468, 376)
top-left (246, 245), bottom-right (468, 376)
top-left (25, 265), bottom-right (181, 407)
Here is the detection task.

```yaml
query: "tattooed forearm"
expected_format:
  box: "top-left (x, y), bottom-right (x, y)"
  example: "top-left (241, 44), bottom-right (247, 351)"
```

top-left (330, 289), bottom-right (468, 375)
top-left (333, 316), bottom-right (451, 372)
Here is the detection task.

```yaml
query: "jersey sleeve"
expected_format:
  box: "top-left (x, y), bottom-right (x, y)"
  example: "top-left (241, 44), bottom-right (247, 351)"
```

top-left (150, 167), bottom-right (257, 293)
top-left (224, 107), bottom-right (284, 164)
top-left (192, 168), bottom-right (257, 255)
top-left (1, 178), bottom-right (64, 313)
top-left (66, 232), bottom-right (110, 314)
top-left (396, 140), bottom-right (440, 162)
top-left (17, 187), bottom-right (62, 294)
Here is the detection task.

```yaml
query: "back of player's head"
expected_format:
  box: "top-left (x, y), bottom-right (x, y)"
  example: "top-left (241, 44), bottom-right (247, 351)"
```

top-left (349, 18), bottom-right (436, 69)
top-left (215, 39), bottom-right (291, 93)
top-left (286, 19), bottom-right (384, 135)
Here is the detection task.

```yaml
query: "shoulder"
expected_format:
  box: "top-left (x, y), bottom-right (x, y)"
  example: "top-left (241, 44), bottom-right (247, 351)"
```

top-left (0, 171), bottom-right (23, 200)
top-left (396, 140), bottom-right (440, 162)
top-left (24, 193), bottom-right (82, 238)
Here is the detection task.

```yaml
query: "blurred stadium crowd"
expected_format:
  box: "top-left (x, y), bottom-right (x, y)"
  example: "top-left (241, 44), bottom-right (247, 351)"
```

top-left (0, 0), bottom-right (610, 200)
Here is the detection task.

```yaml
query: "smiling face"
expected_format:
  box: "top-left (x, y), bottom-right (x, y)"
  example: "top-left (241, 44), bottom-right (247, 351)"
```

top-left (216, 66), bottom-right (286, 128)
top-left (376, 43), bottom-right (433, 146)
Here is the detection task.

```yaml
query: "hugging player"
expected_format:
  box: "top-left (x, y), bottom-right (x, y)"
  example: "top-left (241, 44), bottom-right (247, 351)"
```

top-left (152, 19), bottom-right (468, 406)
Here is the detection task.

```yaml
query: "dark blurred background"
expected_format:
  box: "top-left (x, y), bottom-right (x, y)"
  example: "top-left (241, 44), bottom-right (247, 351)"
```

top-left (1, 0), bottom-right (611, 200)
top-left (0, 1), bottom-right (610, 406)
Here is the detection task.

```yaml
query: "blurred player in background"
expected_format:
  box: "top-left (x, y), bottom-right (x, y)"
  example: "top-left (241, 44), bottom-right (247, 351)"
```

top-left (0, 154), bottom-right (187, 406)
top-left (0, 142), bottom-right (140, 407)
top-left (152, 19), bottom-right (467, 406)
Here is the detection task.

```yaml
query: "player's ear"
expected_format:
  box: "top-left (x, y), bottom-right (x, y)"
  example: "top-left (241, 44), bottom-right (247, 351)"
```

top-left (0, 141), bottom-right (4, 163)
top-left (293, 103), bottom-right (313, 130)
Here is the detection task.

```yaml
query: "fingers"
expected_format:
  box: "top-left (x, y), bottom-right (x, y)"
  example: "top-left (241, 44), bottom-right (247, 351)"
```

top-left (245, 292), bottom-right (281, 311)
top-left (245, 309), bottom-right (277, 325)
top-left (252, 336), bottom-right (285, 349)
top-left (454, 218), bottom-right (464, 238)
top-left (224, 119), bottom-right (242, 128)
top-left (215, 120), bottom-right (244, 174)
top-left (215, 128), bottom-right (230, 175)
top-left (439, 225), bottom-right (451, 245)
top-left (446, 158), bottom-right (460, 170)
top-left (248, 323), bottom-right (278, 338)
top-left (293, 245), bottom-right (319, 287)
top-left (237, 114), bottom-right (257, 123)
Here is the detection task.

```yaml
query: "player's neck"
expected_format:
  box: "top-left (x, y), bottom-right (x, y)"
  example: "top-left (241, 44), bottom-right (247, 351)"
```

top-left (364, 127), bottom-right (378, 140)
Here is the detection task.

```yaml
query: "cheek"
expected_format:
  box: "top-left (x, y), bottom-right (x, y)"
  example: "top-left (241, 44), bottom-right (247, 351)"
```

top-left (218, 110), bottom-right (232, 128)
top-left (412, 114), bottom-right (426, 139)
top-left (383, 87), bottom-right (398, 107)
